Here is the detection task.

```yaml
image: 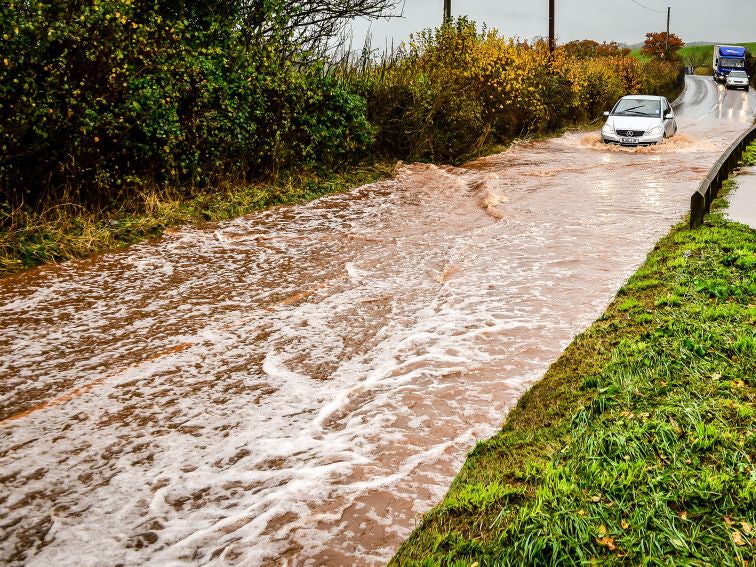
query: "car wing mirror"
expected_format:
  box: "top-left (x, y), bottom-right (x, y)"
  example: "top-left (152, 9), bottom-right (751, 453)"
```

top-left (603, 111), bottom-right (610, 117)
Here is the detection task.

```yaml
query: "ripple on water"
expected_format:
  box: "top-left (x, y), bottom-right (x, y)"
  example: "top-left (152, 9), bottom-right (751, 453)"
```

top-left (1, 77), bottom-right (755, 566)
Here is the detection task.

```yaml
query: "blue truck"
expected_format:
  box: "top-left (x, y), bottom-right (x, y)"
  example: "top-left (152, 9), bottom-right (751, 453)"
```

top-left (712, 45), bottom-right (747, 83)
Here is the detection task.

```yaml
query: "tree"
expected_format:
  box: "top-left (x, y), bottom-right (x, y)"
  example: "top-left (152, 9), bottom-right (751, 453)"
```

top-left (640, 32), bottom-right (684, 60)
top-left (682, 49), bottom-right (710, 72)
top-left (147, 0), bottom-right (402, 59)
top-left (238, 0), bottom-right (401, 58)
top-left (563, 40), bottom-right (631, 59)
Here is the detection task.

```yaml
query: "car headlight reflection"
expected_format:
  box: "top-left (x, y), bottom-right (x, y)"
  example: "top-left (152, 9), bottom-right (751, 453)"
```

top-left (602, 123), bottom-right (614, 134)
top-left (645, 126), bottom-right (663, 136)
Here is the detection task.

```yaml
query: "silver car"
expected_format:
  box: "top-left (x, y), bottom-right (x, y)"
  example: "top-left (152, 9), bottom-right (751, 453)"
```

top-left (601, 95), bottom-right (677, 147)
top-left (726, 70), bottom-right (750, 91)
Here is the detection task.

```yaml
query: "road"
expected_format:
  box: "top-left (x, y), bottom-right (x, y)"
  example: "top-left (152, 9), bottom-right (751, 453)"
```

top-left (1, 76), bottom-right (754, 566)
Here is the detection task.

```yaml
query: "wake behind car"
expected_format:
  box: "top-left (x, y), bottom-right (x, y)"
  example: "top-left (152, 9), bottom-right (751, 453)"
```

top-left (726, 70), bottom-right (750, 91)
top-left (601, 95), bottom-right (677, 147)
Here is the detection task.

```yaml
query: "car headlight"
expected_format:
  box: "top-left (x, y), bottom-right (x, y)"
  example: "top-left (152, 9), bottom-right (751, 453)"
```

top-left (646, 125), bottom-right (663, 136)
top-left (602, 123), bottom-right (614, 134)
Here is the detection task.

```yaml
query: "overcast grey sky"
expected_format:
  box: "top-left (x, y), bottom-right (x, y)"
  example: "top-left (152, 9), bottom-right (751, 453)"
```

top-left (350, 0), bottom-right (756, 49)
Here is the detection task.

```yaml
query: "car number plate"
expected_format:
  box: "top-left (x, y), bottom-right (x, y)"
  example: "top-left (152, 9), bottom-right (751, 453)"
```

top-left (620, 137), bottom-right (639, 144)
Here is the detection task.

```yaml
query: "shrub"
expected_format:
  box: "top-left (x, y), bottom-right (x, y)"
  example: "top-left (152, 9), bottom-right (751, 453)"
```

top-left (0, 0), bottom-right (373, 208)
top-left (1, 8), bottom-right (684, 214)
top-left (352, 19), bottom-right (684, 163)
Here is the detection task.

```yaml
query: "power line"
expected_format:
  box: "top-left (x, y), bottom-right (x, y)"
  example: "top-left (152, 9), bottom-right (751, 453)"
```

top-left (629, 0), bottom-right (667, 14)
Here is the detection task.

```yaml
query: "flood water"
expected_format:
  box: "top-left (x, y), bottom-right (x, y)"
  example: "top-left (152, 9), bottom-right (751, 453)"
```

top-left (1, 77), bottom-right (755, 566)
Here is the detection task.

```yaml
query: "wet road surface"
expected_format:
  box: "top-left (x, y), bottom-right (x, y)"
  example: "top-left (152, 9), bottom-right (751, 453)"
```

top-left (1, 76), bottom-right (755, 566)
top-left (727, 167), bottom-right (756, 229)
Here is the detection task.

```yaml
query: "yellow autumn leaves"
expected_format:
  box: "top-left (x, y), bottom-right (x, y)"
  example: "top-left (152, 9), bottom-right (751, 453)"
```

top-left (385, 21), bottom-right (678, 127)
top-left (354, 18), bottom-right (681, 162)
top-left (726, 516), bottom-right (754, 547)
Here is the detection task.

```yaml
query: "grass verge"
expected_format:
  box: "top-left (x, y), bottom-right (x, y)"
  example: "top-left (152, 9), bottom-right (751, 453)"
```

top-left (0, 163), bottom-right (393, 278)
top-left (742, 143), bottom-right (756, 167)
top-left (391, 181), bottom-right (756, 565)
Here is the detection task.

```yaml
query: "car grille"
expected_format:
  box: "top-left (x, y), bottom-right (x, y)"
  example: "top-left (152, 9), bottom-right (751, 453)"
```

top-left (617, 129), bottom-right (645, 137)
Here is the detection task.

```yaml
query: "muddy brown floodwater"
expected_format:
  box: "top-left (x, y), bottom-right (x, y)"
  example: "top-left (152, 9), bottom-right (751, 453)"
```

top-left (1, 77), bottom-right (754, 566)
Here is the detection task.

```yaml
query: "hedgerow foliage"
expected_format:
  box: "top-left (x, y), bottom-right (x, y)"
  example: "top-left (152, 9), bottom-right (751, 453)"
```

top-left (1, 9), bottom-right (683, 210)
top-left (0, 0), bottom-right (373, 206)
top-left (354, 19), bottom-right (684, 162)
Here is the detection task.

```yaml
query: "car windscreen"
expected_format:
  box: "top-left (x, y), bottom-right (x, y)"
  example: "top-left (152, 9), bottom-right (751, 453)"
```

top-left (720, 58), bottom-right (746, 68)
top-left (729, 71), bottom-right (748, 77)
top-left (612, 99), bottom-right (661, 117)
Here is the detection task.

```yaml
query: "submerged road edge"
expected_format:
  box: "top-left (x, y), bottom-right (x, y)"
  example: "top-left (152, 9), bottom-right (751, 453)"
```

top-left (690, 124), bottom-right (756, 228)
top-left (390, 170), bottom-right (756, 566)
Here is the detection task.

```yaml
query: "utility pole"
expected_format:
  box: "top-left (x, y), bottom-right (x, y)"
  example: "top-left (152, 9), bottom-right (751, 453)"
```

top-left (665, 6), bottom-right (670, 59)
top-left (549, 0), bottom-right (555, 53)
top-left (443, 0), bottom-right (451, 23)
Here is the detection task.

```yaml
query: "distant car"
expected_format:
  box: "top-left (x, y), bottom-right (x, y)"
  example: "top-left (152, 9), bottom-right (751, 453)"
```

top-left (726, 70), bottom-right (750, 91)
top-left (601, 95), bottom-right (677, 147)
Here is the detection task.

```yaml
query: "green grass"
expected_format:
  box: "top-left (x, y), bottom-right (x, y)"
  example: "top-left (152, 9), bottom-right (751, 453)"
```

top-left (632, 42), bottom-right (756, 65)
top-left (0, 164), bottom-right (393, 278)
top-left (629, 48), bottom-right (651, 62)
top-left (742, 143), bottom-right (756, 167)
top-left (680, 42), bottom-right (756, 60)
top-left (391, 180), bottom-right (756, 565)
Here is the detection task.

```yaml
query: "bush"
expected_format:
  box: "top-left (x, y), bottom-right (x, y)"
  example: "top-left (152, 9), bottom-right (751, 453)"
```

top-left (352, 19), bottom-right (684, 163)
top-left (1, 8), bottom-right (684, 214)
top-left (0, 0), bottom-right (373, 208)
top-left (641, 59), bottom-right (686, 100)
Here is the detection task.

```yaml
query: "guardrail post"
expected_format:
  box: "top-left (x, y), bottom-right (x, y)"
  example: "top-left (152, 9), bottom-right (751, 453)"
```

top-left (690, 191), bottom-right (705, 229)
top-left (705, 184), bottom-right (713, 212)
top-left (711, 172), bottom-right (720, 201)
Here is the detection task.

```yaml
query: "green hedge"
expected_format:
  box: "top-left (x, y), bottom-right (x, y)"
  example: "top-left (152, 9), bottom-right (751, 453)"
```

top-left (0, 1), bottom-right (373, 207)
top-left (0, 8), bottom-right (685, 211)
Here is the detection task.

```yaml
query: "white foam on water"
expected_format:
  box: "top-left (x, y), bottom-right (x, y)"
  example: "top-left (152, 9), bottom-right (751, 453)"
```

top-left (1, 77), bottom-right (755, 566)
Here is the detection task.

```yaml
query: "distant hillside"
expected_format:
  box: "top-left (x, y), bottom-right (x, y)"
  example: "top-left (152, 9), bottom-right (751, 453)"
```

top-left (631, 41), bottom-right (756, 63)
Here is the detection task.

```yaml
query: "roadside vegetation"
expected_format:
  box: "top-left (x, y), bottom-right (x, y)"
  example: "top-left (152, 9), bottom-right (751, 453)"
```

top-left (632, 40), bottom-right (756, 83)
top-left (742, 142), bottom-right (756, 166)
top-left (1, 2), bottom-right (683, 277)
top-left (391, 172), bottom-right (756, 564)
top-left (0, 165), bottom-right (392, 276)
top-left (679, 42), bottom-right (756, 74)
top-left (353, 29), bottom-right (681, 164)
